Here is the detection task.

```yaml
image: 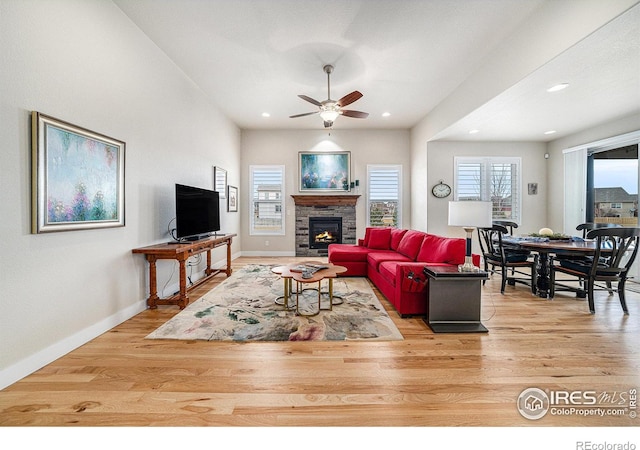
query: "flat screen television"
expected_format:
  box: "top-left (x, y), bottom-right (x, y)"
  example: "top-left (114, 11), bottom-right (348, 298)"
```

top-left (175, 183), bottom-right (220, 241)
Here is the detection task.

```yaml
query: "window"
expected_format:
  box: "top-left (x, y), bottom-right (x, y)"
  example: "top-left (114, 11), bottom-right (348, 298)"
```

top-left (250, 165), bottom-right (285, 235)
top-left (611, 203), bottom-right (622, 209)
top-left (454, 157), bottom-right (521, 222)
top-left (367, 165), bottom-right (401, 227)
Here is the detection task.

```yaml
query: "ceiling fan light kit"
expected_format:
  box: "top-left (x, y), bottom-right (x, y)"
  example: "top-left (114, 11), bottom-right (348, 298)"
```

top-left (290, 64), bottom-right (369, 128)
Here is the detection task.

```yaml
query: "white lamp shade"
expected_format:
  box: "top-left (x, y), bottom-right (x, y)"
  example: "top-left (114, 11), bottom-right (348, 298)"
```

top-left (448, 201), bottom-right (493, 228)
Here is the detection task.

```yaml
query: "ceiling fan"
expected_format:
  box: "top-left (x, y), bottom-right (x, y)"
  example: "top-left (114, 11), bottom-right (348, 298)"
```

top-left (290, 64), bottom-right (369, 128)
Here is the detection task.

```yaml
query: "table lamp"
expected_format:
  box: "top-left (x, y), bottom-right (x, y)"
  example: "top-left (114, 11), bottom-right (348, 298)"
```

top-left (448, 201), bottom-right (493, 272)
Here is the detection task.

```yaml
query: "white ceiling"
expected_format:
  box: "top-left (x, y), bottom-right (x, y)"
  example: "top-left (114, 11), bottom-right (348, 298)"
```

top-left (114, 0), bottom-right (640, 141)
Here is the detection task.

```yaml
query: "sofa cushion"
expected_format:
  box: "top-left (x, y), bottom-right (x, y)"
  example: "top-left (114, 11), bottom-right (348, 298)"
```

top-left (362, 227), bottom-right (389, 247)
top-left (396, 230), bottom-right (427, 260)
top-left (327, 244), bottom-right (370, 263)
top-left (417, 234), bottom-right (466, 265)
top-left (390, 228), bottom-right (408, 251)
top-left (367, 251), bottom-right (411, 271)
top-left (368, 228), bottom-right (391, 249)
top-left (362, 227), bottom-right (372, 247)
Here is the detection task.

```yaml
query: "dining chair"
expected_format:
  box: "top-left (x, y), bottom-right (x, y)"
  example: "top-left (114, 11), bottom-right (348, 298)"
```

top-left (493, 220), bottom-right (526, 275)
top-left (576, 222), bottom-right (622, 238)
top-left (493, 220), bottom-right (518, 235)
top-left (549, 227), bottom-right (640, 314)
top-left (477, 224), bottom-right (538, 295)
top-left (555, 222), bottom-right (624, 287)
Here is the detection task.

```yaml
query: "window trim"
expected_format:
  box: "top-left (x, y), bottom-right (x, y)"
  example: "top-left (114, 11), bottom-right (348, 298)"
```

top-left (454, 156), bottom-right (522, 223)
top-left (249, 164), bottom-right (285, 236)
top-left (366, 164), bottom-right (402, 227)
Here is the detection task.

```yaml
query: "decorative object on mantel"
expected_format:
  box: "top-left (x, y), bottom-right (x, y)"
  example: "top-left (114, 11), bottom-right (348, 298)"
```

top-left (291, 195), bottom-right (360, 207)
top-left (299, 151), bottom-right (351, 192)
top-left (31, 111), bottom-right (126, 233)
top-left (146, 264), bottom-right (403, 342)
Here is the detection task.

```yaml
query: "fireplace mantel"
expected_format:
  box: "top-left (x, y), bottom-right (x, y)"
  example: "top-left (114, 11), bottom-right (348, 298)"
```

top-left (291, 195), bottom-right (360, 207)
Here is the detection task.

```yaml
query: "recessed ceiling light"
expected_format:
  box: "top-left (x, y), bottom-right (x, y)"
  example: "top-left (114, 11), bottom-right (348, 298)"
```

top-left (382, 112), bottom-right (391, 117)
top-left (547, 83), bottom-right (569, 92)
top-left (469, 129), bottom-right (480, 134)
top-left (261, 112), bottom-right (270, 118)
top-left (544, 130), bottom-right (557, 135)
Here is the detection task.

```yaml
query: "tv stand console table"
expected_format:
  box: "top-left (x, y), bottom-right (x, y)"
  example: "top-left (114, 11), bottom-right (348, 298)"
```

top-left (132, 234), bottom-right (236, 309)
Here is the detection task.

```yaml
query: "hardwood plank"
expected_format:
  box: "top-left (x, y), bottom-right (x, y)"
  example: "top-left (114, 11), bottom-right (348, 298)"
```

top-left (1, 256), bottom-right (639, 428)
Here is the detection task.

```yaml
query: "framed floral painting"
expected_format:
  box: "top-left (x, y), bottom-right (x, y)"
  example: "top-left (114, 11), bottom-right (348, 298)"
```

top-left (31, 112), bottom-right (125, 233)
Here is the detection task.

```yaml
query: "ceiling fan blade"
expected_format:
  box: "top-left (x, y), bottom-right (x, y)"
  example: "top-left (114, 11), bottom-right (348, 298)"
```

top-left (289, 111), bottom-right (319, 118)
top-left (298, 95), bottom-right (322, 107)
top-left (336, 91), bottom-right (363, 107)
top-left (340, 110), bottom-right (369, 119)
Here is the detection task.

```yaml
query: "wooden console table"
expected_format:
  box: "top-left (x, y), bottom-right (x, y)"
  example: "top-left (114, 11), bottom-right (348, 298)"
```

top-left (132, 234), bottom-right (236, 309)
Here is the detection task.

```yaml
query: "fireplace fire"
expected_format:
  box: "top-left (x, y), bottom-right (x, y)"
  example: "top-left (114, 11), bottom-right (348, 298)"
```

top-left (315, 230), bottom-right (337, 243)
top-left (309, 217), bottom-right (342, 249)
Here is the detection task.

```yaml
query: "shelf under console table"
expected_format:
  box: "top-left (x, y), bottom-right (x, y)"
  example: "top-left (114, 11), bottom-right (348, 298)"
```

top-left (132, 234), bottom-right (236, 309)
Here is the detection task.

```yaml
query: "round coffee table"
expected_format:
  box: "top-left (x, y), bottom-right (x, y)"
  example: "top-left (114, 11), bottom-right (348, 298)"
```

top-left (272, 262), bottom-right (347, 316)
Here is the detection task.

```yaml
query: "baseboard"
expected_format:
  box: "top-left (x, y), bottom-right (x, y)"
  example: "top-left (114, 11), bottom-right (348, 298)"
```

top-left (241, 250), bottom-right (296, 257)
top-left (0, 299), bottom-right (147, 390)
top-left (0, 252), bottom-right (294, 389)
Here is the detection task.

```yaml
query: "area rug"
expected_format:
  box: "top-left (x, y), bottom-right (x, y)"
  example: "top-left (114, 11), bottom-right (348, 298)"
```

top-left (146, 264), bottom-right (403, 341)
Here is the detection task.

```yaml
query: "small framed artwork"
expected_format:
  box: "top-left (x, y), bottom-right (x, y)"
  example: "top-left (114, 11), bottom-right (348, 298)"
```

top-left (528, 183), bottom-right (538, 195)
top-left (227, 185), bottom-right (238, 212)
top-left (299, 151), bottom-right (350, 191)
top-left (31, 112), bottom-right (126, 233)
top-left (213, 166), bottom-right (227, 199)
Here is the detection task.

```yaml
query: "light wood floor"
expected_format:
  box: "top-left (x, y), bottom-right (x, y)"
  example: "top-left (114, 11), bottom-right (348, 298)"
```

top-left (1, 256), bottom-right (639, 427)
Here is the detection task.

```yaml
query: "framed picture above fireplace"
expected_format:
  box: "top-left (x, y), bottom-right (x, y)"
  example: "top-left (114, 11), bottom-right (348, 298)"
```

top-left (299, 151), bottom-right (350, 192)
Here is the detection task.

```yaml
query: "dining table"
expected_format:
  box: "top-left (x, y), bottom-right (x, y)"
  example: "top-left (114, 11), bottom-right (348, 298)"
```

top-left (501, 237), bottom-right (601, 298)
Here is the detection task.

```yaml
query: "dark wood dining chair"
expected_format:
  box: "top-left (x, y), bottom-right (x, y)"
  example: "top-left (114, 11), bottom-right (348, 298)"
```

top-left (477, 225), bottom-right (538, 295)
top-left (556, 223), bottom-right (622, 262)
top-left (493, 220), bottom-right (527, 275)
top-left (576, 222), bottom-right (622, 238)
top-left (549, 227), bottom-right (640, 314)
top-left (493, 220), bottom-right (518, 235)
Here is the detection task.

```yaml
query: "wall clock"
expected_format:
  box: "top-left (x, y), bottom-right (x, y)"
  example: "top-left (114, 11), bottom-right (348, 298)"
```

top-left (431, 181), bottom-right (451, 198)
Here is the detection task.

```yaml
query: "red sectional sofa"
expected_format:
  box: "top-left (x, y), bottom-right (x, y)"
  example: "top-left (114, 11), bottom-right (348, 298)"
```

top-left (328, 227), bottom-right (477, 317)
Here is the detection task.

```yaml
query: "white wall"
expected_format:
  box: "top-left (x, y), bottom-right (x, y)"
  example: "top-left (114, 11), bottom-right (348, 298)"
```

top-left (423, 0), bottom-right (639, 141)
top-left (241, 129), bottom-right (410, 254)
top-left (425, 141), bottom-right (548, 245)
top-left (0, 0), bottom-right (240, 388)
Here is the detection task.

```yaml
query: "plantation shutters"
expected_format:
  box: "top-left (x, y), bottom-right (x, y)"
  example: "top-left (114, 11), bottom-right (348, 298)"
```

top-left (454, 157), bottom-right (521, 223)
top-left (367, 165), bottom-right (402, 227)
top-left (249, 165), bottom-right (285, 235)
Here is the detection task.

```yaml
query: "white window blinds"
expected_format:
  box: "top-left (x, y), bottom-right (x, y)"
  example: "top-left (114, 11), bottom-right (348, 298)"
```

top-left (367, 165), bottom-right (401, 227)
top-left (250, 165), bottom-right (285, 235)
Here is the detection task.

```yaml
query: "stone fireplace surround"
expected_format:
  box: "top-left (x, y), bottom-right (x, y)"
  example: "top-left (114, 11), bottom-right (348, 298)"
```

top-left (292, 195), bottom-right (359, 257)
